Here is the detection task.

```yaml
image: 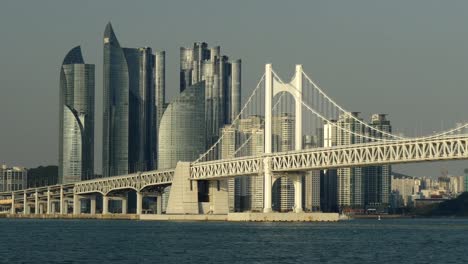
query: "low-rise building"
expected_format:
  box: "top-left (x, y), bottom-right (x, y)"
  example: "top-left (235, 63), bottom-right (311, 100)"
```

top-left (0, 165), bottom-right (27, 192)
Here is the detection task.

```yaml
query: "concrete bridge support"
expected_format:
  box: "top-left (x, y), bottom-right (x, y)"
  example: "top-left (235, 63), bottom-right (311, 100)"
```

top-left (210, 180), bottom-right (229, 214)
top-left (73, 194), bottom-right (81, 215)
top-left (11, 193), bottom-right (15, 214)
top-left (102, 195), bottom-right (109, 215)
top-left (90, 196), bottom-right (96, 215)
top-left (60, 187), bottom-right (65, 214)
top-left (47, 190), bottom-right (51, 214)
top-left (35, 191), bottom-right (39, 215)
top-left (166, 162), bottom-right (199, 214)
top-left (136, 192), bottom-right (143, 215)
top-left (156, 193), bottom-right (162, 215)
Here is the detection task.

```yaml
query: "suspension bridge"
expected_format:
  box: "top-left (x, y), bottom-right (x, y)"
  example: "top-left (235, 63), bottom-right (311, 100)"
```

top-left (1, 64), bottom-right (468, 220)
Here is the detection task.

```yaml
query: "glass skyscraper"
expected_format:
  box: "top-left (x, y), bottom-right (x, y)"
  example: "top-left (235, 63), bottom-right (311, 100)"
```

top-left (158, 82), bottom-right (206, 169)
top-left (59, 46), bottom-right (95, 184)
top-left (103, 23), bottom-right (162, 177)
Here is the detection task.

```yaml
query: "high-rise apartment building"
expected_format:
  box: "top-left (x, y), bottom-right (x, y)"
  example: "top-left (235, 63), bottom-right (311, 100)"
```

top-left (335, 112), bottom-right (365, 210)
top-left (0, 165), bottom-right (27, 192)
top-left (59, 46), bottom-right (95, 183)
top-left (364, 114), bottom-right (392, 209)
top-left (180, 42), bottom-right (241, 149)
top-left (223, 115), bottom-right (264, 212)
top-left (303, 135), bottom-right (321, 211)
top-left (102, 23), bottom-right (163, 177)
top-left (272, 113), bottom-right (295, 212)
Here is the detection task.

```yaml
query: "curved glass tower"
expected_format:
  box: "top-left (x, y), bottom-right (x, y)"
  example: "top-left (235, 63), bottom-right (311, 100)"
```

top-left (103, 23), bottom-right (157, 177)
top-left (59, 46), bottom-right (95, 183)
top-left (158, 82), bottom-right (206, 169)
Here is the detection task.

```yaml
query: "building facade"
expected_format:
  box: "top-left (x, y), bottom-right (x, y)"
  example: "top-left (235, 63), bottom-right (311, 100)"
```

top-left (59, 46), bottom-right (95, 183)
top-left (363, 114), bottom-right (392, 210)
top-left (103, 23), bottom-right (163, 177)
top-left (0, 165), bottom-right (27, 192)
top-left (158, 82), bottom-right (206, 169)
top-left (180, 42), bottom-right (241, 150)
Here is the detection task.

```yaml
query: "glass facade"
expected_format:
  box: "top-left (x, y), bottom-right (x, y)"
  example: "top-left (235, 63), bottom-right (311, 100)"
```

top-left (59, 46), bottom-right (94, 184)
top-left (158, 82), bottom-right (206, 169)
top-left (103, 23), bottom-right (157, 177)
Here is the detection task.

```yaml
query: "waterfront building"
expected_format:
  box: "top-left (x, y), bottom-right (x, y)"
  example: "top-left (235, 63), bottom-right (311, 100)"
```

top-left (223, 115), bottom-right (264, 212)
top-left (320, 121), bottom-right (338, 212)
top-left (271, 113), bottom-right (295, 212)
top-left (391, 176), bottom-right (418, 207)
top-left (363, 114), bottom-right (392, 210)
top-left (102, 23), bottom-right (162, 177)
top-left (335, 112), bottom-right (365, 210)
top-left (0, 165), bottom-right (27, 192)
top-left (59, 46), bottom-right (95, 183)
top-left (303, 135), bottom-right (321, 211)
top-left (180, 42), bottom-right (241, 149)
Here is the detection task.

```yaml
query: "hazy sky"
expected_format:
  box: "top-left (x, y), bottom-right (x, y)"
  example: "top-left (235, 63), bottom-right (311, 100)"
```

top-left (1, 0), bottom-right (467, 177)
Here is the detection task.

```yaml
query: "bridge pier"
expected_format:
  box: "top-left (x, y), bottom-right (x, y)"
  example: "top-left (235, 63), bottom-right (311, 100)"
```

top-left (102, 195), bottom-right (109, 215)
top-left (136, 192), bottom-right (143, 215)
top-left (156, 193), bottom-right (162, 214)
top-left (263, 157), bottom-right (273, 213)
top-left (121, 197), bottom-right (128, 214)
top-left (60, 187), bottom-right (65, 214)
top-left (11, 193), bottom-right (15, 214)
top-left (293, 174), bottom-right (303, 213)
top-left (35, 190), bottom-right (39, 215)
top-left (46, 190), bottom-right (51, 214)
top-left (73, 194), bottom-right (81, 215)
top-left (90, 196), bottom-right (96, 215)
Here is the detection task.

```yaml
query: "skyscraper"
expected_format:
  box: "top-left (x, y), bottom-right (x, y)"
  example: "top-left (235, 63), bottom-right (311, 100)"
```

top-left (59, 46), bottom-right (95, 183)
top-left (102, 23), bottom-right (159, 177)
top-left (336, 112), bottom-right (365, 210)
top-left (223, 115), bottom-right (264, 212)
top-left (272, 113), bottom-right (295, 212)
top-left (180, 42), bottom-right (241, 149)
top-left (364, 114), bottom-right (392, 210)
top-left (158, 82), bottom-right (206, 169)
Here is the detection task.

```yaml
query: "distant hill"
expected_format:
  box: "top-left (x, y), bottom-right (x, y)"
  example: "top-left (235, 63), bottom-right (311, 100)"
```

top-left (414, 192), bottom-right (468, 217)
top-left (27, 165), bottom-right (58, 188)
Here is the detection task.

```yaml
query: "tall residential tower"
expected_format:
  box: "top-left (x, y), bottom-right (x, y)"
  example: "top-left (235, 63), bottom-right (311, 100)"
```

top-left (102, 23), bottom-right (161, 177)
top-left (59, 46), bottom-right (95, 183)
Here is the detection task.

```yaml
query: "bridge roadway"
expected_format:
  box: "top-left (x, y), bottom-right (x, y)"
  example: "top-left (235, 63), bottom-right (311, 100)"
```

top-left (190, 134), bottom-right (468, 179)
top-left (0, 135), bottom-right (467, 216)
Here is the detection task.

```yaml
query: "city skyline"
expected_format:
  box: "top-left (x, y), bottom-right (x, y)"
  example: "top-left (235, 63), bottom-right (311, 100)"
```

top-left (1, 1), bottom-right (468, 177)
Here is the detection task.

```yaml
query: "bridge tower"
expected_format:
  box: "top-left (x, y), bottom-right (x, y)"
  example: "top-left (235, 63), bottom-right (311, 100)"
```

top-left (264, 64), bottom-right (304, 213)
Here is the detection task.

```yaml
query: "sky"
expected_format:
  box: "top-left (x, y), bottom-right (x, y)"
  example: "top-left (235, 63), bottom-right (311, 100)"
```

top-left (0, 0), bottom-right (467, 177)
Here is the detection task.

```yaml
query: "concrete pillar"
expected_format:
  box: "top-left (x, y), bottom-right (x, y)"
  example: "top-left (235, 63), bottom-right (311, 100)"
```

top-left (39, 203), bottom-right (44, 214)
top-left (59, 186), bottom-right (65, 214)
top-left (11, 192), bottom-right (15, 214)
top-left (73, 194), bottom-right (81, 215)
top-left (121, 197), bottom-right (128, 214)
top-left (156, 193), bottom-right (162, 215)
top-left (294, 175), bottom-right (303, 213)
top-left (35, 190), bottom-right (39, 215)
top-left (46, 190), bottom-right (51, 214)
top-left (263, 157), bottom-right (273, 213)
top-left (136, 192), bottom-right (143, 215)
top-left (90, 196), bottom-right (96, 215)
top-left (51, 201), bottom-right (56, 214)
top-left (102, 195), bottom-right (109, 215)
top-left (23, 191), bottom-right (27, 215)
